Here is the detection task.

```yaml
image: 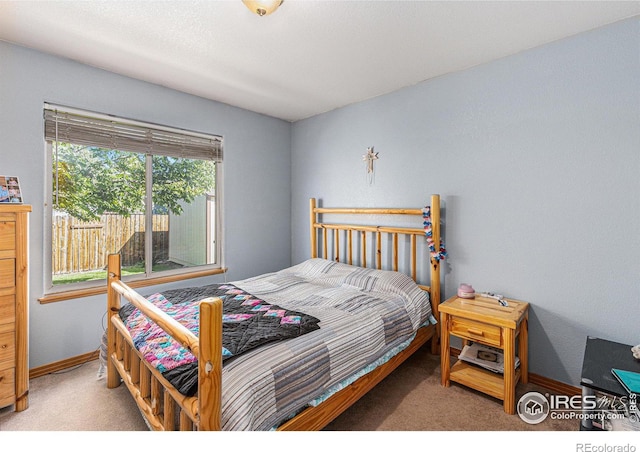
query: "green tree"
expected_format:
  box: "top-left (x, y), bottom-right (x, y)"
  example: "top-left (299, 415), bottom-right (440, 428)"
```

top-left (53, 144), bottom-right (215, 221)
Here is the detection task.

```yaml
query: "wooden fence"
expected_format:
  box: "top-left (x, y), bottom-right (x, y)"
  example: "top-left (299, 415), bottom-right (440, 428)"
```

top-left (52, 213), bottom-right (169, 275)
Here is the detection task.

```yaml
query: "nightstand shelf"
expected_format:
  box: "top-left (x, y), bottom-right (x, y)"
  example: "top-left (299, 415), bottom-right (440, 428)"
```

top-left (450, 360), bottom-right (523, 401)
top-left (440, 295), bottom-right (529, 414)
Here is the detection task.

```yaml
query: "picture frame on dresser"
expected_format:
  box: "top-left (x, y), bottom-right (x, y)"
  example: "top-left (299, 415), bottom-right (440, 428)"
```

top-left (0, 176), bottom-right (23, 204)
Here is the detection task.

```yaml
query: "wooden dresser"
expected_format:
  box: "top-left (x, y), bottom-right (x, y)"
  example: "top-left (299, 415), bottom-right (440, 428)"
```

top-left (0, 204), bottom-right (30, 411)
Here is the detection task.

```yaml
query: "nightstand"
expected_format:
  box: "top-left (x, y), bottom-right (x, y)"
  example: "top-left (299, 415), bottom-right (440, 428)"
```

top-left (440, 295), bottom-right (529, 414)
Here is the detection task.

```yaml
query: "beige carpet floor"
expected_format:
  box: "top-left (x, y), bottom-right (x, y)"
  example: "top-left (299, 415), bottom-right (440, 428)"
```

top-left (0, 346), bottom-right (579, 432)
top-left (14, 347), bottom-right (635, 452)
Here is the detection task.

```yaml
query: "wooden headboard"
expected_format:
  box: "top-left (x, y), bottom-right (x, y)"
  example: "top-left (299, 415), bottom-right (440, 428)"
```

top-left (309, 194), bottom-right (442, 321)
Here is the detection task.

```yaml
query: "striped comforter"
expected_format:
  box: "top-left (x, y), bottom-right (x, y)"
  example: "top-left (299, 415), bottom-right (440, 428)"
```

top-left (219, 258), bottom-right (433, 430)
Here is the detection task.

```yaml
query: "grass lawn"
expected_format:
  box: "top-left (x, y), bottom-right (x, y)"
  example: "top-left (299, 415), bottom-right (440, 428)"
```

top-left (52, 262), bottom-right (178, 285)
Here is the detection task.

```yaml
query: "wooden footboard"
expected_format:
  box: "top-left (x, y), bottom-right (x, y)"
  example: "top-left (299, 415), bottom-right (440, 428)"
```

top-left (106, 195), bottom-right (442, 431)
top-left (107, 253), bottom-right (222, 431)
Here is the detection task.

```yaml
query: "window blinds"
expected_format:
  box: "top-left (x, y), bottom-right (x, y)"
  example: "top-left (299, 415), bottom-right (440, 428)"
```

top-left (43, 104), bottom-right (223, 161)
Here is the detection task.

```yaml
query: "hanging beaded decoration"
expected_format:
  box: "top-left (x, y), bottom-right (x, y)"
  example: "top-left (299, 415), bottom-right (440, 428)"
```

top-left (422, 205), bottom-right (447, 262)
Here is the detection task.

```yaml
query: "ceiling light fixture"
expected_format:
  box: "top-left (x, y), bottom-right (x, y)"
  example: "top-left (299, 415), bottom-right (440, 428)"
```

top-left (242, 0), bottom-right (284, 17)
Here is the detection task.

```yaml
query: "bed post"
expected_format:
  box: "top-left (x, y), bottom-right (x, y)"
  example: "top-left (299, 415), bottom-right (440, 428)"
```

top-left (198, 297), bottom-right (223, 431)
top-left (106, 253), bottom-right (122, 389)
top-left (310, 198), bottom-right (317, 258)
top-left (429, 194), bottom-right (441, 354)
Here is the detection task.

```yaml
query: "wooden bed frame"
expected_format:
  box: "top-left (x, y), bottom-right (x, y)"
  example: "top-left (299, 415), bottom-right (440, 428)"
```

top-left (106, 194), bottom-right (442, 431)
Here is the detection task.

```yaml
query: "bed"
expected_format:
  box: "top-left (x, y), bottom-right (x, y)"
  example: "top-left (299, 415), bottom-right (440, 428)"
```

top-left (105, 195), bottom-right (443, 431)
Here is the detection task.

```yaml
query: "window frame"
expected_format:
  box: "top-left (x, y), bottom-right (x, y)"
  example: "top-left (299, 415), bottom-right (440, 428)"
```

top-left (40, 105), bottom-right (225, 302)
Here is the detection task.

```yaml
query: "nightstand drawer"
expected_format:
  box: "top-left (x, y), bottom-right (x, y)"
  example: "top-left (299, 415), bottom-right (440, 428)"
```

top-left (450, 317), bottom-right (502, 347)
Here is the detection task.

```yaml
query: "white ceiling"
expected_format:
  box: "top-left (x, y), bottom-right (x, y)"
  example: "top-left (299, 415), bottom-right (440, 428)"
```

top-left (1, 1), bottom-right (639, 122)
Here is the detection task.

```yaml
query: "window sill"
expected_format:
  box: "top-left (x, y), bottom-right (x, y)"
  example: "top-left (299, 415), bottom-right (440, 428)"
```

top-left (38, 267), bottom-right (228, 304)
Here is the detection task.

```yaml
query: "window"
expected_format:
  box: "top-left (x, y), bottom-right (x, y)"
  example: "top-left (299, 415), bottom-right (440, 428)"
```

top-left (43, 104), bottom-right (223, 294)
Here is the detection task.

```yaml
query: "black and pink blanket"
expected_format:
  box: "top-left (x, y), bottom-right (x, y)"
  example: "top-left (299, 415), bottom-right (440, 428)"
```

top-left (119, 283), bottom-right (321, 395)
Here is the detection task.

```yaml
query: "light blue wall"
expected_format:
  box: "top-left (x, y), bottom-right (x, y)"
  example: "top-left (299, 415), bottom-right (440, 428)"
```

top-left (291, 17), bottom-right (640, 386)
top-left (1, 17), bottom-right (638, 387)
top-left (0, 41), bottom-right (292, 368)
